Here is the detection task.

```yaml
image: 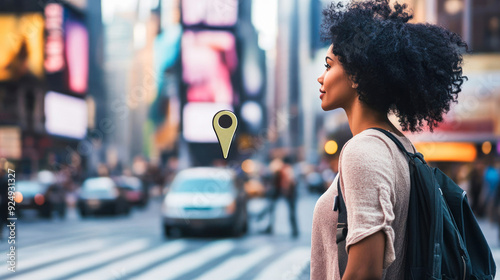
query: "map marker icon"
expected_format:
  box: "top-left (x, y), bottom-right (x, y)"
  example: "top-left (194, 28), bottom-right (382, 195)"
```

top-left (212, 110), bottom-right (238, 159)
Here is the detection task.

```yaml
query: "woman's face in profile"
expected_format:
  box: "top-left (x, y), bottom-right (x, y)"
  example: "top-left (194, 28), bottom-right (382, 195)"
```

top-left (317, 45), bottom-right (357, 111)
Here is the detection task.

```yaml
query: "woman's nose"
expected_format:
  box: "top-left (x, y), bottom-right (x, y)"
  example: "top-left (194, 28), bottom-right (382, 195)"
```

top-left (317, 75), bottom-right (323, 84)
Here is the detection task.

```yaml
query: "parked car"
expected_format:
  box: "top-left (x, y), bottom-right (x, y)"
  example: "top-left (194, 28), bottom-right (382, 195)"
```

top-left (16, 181), bottom-right (52, 217)
top-left (161, 167), bottom-right (248, 238)
top-left (78, 177), bottom-right (130, 217)
top-left (113, 176), bottom-right (147, 207)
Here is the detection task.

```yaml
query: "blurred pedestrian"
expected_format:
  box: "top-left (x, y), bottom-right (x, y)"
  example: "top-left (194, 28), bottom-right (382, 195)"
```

top-left (46, 182), bottom-right (66, 219)
top-left (310, 0), bottom-right (469, 279)
top-left (483, 158), bottom-right (500, 221)
top-left (455, 163), bottom-right (471, 194)
top-left (262, 156), bottom-right (299, 238)
top-left (469, 160), bottom-right (486, 217)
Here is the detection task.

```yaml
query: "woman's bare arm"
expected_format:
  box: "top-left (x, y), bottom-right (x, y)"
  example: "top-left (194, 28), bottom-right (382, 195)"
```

top-left (342, 230), bottom-right (385, 280)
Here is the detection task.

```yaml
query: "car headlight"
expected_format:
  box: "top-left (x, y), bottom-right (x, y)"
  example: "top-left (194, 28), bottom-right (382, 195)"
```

top-left (225, 201), bottom-right (236, 214)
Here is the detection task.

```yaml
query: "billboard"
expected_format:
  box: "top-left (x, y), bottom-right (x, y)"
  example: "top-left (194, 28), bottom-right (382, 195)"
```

top-left (182, 102), bottom-right (233, 143)
top-left (45, 91), bottom-right (88, 139)
top-left (0, 13), bottom-right (45, 81)
top-left (45, 3), bottom-right (89, 95)
top-left (181, 30), bottom-right (238, 143)
top-left (182, 30), bottom-right (238, 104)
top-left (65, 12), bottom-right (89, 93)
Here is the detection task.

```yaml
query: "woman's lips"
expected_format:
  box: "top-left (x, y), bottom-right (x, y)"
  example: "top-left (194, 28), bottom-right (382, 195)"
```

top-left (319, 89), bottom-right (326, 99)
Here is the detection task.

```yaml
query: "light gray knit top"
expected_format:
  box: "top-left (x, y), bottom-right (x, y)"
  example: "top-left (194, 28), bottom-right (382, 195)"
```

top-left (310, 128), bottom-right (417, 280)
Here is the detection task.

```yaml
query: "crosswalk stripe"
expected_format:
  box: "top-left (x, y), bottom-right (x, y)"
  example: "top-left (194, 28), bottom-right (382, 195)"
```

top-left (0, 238), bottom-right (110, 279)
top-left (71, 240), bottom-right (188, 280)
top-left (0, 229), bottom-right (94, 253)
top-left (194, 245), bottom-right (275, 280)
top-left (17, 229), bottom-right (100, 246)
top-left (135, 240), bottom-right (236, 280)
top-left (12, 239), bottom-right (151, 280)
top-left (254, 246), bottom-right (311, 280)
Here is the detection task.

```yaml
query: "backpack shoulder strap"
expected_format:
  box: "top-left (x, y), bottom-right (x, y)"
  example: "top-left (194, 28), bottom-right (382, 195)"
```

top-left (368, 127), bottom-right (423, 162)
top-left (335, 177), bottom-right (348, 277)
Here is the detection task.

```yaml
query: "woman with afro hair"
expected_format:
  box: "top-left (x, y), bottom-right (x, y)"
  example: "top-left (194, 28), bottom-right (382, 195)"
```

top-left (310, 0), bottom-right (469, 279)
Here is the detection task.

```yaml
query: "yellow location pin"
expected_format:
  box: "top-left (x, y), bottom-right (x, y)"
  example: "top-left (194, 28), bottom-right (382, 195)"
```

top-left (213, 110), bottom-right (238, 159)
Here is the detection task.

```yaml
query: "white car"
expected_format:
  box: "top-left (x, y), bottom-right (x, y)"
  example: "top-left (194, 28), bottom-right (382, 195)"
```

top-left (161, 167), bottom-right (248, 237)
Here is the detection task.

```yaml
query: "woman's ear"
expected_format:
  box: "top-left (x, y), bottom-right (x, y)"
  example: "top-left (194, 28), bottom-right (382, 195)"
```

top-left (349, 76), bottom-right (358, 89)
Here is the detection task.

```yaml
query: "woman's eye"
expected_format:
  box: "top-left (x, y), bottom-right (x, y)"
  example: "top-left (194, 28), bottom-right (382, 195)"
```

top-left (324, 63), bottom-right (331, 69)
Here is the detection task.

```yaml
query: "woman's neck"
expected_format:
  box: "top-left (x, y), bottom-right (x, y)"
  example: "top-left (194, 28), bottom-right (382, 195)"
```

top-left (345, 99), bottom-right (400, 137)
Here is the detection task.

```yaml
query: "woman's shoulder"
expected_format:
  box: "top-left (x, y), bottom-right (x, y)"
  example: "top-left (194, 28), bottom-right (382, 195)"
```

top-left (340, 129), bottom-right (414, 161)
top-left (339, 129), bottom-right (415, 170)
top-left (341, 130), bottom-right (393, 158)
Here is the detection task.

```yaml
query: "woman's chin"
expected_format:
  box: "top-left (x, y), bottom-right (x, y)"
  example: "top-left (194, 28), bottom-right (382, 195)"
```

top-left (321, 101), bottom-right (335, 111)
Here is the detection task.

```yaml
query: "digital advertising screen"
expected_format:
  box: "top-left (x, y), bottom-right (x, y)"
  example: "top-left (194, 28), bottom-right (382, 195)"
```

top-left (182, 30), bottom-right (238, 105)
top-left (0, 13), bottom-right (45, 81)
top-left (45, 91), bottom-right (88, 139)
top-left (182, 102), bottom-right (233, 143)
top-left (44, 3), bottom-right (89, 95)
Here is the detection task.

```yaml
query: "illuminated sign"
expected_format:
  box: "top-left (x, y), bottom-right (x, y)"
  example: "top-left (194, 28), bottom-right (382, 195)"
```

top-left (45, 4), bottom-right (65, 73)
top-left (0, 13), bottom-right (45, 81)
top-left (182, 30), bottom-right (237, 104)
top-left (44, 4), bottom-right (89, 94)
top-left (414, 142), bottom-right (477, 162)
top-left (182, 102), bottom-right (233, 143)
top-left (45, 91), bottom-right (88, 139)
top-left (65, 15), bottom-right (89, 93)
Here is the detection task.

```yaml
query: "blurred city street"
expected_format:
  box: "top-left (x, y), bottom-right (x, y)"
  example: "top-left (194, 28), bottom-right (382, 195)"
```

top-left (0, 185), bottom-right (319, 280)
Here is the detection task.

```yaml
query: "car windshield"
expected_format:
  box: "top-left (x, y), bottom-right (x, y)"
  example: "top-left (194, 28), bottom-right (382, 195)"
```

top-left (82, 178), bottom-right (114, 195)
top-left (117, 177), bottom-right (141, 190)
top-left (170, 178), bottom-right (233, 194)
top-left (17, 181), bottom-right (43, 196)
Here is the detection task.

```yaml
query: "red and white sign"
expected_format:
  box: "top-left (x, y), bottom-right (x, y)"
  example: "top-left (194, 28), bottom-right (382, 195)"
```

top-left (44, 3), bottom-right (65, 73)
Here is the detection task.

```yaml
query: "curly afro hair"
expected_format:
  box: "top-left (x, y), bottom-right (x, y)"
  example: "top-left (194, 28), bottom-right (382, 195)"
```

top-left (321, 0), bottom-right (470, 133)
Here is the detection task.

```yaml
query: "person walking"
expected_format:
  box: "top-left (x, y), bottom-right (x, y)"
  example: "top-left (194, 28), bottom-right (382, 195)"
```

top-left (310, 0), bottom-right (469, 279)
top-left (263, 156), bottom-right (299, 238)
top-left (483, 159), bottom-right (500, 220)
top-left (470, 160), bottom-right (486, 217)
